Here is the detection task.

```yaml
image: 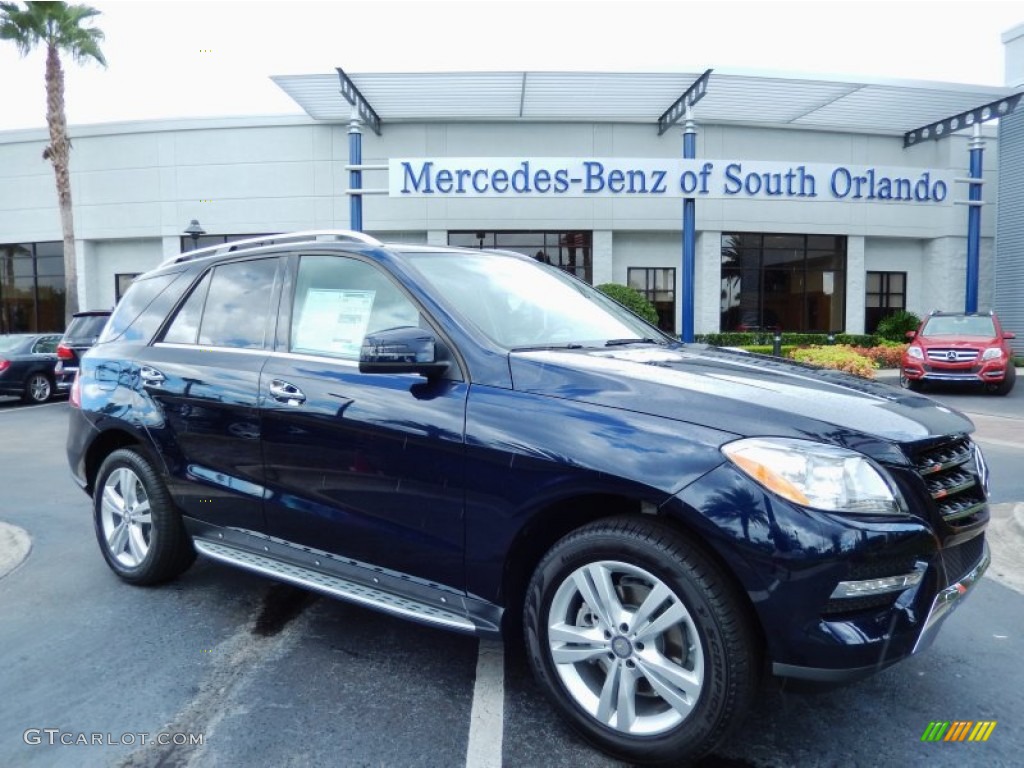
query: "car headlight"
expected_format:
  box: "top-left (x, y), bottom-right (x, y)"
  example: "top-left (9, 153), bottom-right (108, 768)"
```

top-left (981, 347), bottom-right (1003, 361)
top-left (722, 438), bottom-right (904, 515)
top-left (907, 346), bottom-right (924, 360)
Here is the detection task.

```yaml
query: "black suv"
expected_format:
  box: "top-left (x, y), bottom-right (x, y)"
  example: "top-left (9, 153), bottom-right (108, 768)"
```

top-left (67, 231), bottom-right (990, 765)
top-left (55, 310), bottom-right (111, 393)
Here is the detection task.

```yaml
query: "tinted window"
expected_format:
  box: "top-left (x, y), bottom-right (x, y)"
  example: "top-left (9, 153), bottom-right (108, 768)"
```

top-left (198, 259), bottom-right (278, 349)
top-left (99, 273), bottom-right (183, 344)
top-left (163, 272), bottom-right (212, 345)
top-left (291, 255), bottom-right (420, 359)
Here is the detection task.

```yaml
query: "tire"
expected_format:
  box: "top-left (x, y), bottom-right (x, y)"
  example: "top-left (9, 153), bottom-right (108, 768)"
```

top-left (990, 366), bottom-right (1016, 396)
top-left (523, 517), bottom-right (760, 766)
top-left (22, 372), bottom-right (53, 404)
top-left (93, 448), bottom-right (196, 585)
top-left (899, 369), bottom-right (923, 392)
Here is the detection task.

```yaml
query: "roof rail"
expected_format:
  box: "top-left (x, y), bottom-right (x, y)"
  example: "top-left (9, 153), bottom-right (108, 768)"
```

top-left (163, 230), bottom-right (383, 266)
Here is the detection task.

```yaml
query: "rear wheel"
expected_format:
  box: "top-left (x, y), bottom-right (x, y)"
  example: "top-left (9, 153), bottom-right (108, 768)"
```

top-left (22, 373), bottom-right (52, 404)
top-left (524, 517), bottom-right (760, 765)
top-left (94, 448), bottom-right (196, 585)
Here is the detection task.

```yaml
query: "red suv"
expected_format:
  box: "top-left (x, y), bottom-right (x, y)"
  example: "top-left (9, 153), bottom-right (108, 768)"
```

top-left (901, 311), bottom-right (1016, 395)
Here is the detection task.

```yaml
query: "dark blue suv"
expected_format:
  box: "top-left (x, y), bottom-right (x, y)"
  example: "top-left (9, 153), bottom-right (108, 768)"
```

top-left (67, 231), bottom-right (990, 765)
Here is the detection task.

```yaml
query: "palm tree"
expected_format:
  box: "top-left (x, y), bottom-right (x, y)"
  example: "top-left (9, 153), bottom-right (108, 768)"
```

top-left (0, 1), bottom-right (105, 325)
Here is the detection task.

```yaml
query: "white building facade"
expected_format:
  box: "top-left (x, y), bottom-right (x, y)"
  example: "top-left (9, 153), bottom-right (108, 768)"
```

top-left (0, 69), bottom-right (1015, 337)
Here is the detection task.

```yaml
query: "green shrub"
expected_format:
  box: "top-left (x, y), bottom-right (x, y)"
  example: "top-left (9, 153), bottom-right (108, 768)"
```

top-left (696, 331), bottom-right (879, 347)
top-left (596, 283), bottom-right (659, 325)
top-left (874, 311), bottom-right (921, 342)
top-left (736, 345), bottom-right (799, 358)
top-left (852, 344), bottom-right (908, 368)
top-left (791, 345), bottom-right (877, 379)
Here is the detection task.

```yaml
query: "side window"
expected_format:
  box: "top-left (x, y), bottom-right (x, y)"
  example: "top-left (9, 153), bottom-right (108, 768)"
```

top-left (163, 271), bottom-right (212, 344)
top-left (290, 255), bottom-right (421, 360)
top-left (197, 259), bottom-right (278, 349)
top-left (33, 336), bottom-right (58, 354)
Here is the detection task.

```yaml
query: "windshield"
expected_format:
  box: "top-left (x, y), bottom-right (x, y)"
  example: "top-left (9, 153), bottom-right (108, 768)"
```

top-left (921, 316), bottom-right (996, 338)
top-left (408, 252), bottom-right (664, 349)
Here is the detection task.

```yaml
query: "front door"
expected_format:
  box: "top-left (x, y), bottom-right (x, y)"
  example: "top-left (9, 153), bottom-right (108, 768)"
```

top-left (260, 253), bottom-right (468, 590)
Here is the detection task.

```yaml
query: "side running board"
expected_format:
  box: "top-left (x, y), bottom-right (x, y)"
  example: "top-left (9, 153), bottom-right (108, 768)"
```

top-left (194, 539), bottom-right (476, 633)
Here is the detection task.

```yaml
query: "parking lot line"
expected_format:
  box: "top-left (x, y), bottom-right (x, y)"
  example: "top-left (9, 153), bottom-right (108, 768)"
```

top-left (0, 401), bottom-right (66, 414)
top-left (466, 639), bottom-right (505, 768)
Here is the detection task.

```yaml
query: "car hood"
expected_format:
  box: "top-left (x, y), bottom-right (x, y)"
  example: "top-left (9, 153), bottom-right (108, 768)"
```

top-left (508, 344), bottom-right (973, 453)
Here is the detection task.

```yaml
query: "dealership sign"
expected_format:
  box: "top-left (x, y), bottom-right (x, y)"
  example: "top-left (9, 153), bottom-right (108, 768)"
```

top-left (389, 158), bottom-right (951, 204)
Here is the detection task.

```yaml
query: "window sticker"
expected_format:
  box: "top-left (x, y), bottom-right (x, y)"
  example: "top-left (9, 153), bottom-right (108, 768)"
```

top-left (294, 288), bottom-right (376, 357)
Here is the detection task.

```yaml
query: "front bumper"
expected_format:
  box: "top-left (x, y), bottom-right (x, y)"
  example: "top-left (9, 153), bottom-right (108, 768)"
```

top-left (672, 462), bottom-right (989, 683)
top-left (902, 360), bottom-right (1007, 383)
top-left (774, 542), bottom-right (990, 682)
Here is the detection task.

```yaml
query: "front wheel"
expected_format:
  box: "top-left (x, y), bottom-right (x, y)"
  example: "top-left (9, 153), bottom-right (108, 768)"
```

top-left (524, 517), bottom-right (760, 765)
top-left (989, 365), bottom-right (1016, 396)
top-left (23, 373), bottom-right (52, 403)
top-left (900, 369), bottom-right (923, 392)
top-left (94, 448), bottom-right (196, 585)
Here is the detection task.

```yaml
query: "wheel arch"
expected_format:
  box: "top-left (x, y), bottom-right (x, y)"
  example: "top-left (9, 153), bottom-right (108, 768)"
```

top-left (83, 428), bottom-right (148, 495)
top-left (499, 493), bottom-right (767, 659)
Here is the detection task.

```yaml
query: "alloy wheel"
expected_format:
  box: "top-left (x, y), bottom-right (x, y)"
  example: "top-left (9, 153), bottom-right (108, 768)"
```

top-left (547, 560), bottom-right (704, 736)
top-left (100, 467), bottom-right (153, 567)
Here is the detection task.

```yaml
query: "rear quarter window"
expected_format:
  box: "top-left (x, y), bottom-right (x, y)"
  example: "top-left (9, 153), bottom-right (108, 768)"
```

top-left (98, 271), bottom-right (188, 344)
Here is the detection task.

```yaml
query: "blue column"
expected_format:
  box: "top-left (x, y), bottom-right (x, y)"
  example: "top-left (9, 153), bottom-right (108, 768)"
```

top-left (965, 126), bottom-right (983, 313)
top-left (681, 109), bottom-right (697, 342)
top-left (349, 110), bottom-right (363, 232)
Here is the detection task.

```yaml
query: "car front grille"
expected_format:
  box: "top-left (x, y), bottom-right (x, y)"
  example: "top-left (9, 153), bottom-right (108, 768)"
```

top-left (926, 348), bottom-right (979, 363)
top-left (912, 437), bottom-right (987, 524)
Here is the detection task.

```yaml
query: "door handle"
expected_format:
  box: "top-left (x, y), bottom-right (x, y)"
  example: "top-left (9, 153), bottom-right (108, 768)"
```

top-left (269, 379), bottom-right (306, 405)
top-left (139, 366), bottom-right (165, 385)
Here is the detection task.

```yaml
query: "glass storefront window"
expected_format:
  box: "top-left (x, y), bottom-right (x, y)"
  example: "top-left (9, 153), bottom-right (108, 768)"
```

top-left (864, 271), bottom-right (906, 333)
top-left (721, 233), bottom-right (846, 333)
top-left (0, 242), bottom-right (65, 333)
top-left (628, 267), bottom-right (676, 333)
top-left (449, 231), bottom-right (593, 283)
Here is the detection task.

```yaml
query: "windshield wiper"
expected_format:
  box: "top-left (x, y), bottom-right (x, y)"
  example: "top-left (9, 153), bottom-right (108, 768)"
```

top-left (604, 337), bottom-right (663, 347)
top-left (510, 343), bottom-right (586, 352)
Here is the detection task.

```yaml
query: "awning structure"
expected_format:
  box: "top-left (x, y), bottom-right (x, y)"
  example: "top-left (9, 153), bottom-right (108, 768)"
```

top-left (272, 70), bottom-right (1019, 136)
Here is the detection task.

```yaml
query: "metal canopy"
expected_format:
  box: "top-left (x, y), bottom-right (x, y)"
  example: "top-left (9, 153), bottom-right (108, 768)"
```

top-left (272, 70), bottom-right (1019, 136)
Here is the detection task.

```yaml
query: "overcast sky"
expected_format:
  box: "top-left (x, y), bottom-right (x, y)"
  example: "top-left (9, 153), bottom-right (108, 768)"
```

top-left (0, 0), bottom-right (1021, 131)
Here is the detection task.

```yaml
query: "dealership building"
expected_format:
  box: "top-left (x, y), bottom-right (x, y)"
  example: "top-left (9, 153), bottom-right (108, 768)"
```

top-left (1, 35), bottom-right (1022, 339)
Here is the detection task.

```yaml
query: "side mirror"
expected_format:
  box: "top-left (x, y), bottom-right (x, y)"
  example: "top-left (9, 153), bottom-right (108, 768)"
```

top-left (905, 330), bottom-right (917, 340)
top-left (359, 326), bottom-right (449, 378)
top-left (1004, 332), bottom-right (1016, 340)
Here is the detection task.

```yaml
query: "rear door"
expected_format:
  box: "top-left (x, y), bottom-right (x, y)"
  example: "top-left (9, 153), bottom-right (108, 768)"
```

top-left (259, 252), bottom-right (468, 589)
top-left (138, 257), bottom-right (282, 531)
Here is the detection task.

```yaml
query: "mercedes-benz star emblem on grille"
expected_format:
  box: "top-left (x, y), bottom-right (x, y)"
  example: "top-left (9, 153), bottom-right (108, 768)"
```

top-left (947, 350), bottom-right (958, 361)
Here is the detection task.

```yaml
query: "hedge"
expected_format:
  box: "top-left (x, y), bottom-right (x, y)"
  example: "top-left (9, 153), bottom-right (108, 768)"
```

top-left (595, 283), bottom-right (660, 325)
top-left (695, 332), bottom-right (879, 347)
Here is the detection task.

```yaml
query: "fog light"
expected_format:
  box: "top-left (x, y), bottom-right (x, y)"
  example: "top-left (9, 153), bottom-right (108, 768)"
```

top-left (830, 569), bottom-right (924, 599)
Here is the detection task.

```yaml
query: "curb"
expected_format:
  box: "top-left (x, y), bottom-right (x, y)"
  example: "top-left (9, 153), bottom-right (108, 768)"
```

top-left (0, 522), bottom-right (31, 580)
top-left (986, 502), bottom-right (1024, 596)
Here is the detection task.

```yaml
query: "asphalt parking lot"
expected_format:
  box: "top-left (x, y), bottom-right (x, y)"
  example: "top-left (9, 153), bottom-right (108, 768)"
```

top-left (1, 380), bottom-right (1022, 767)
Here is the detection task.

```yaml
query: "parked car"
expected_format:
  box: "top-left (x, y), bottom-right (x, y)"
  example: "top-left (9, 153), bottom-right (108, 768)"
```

top-left (901, 310), bottom-right (1016, 395)
top-left (67, 232), bottom-right (990, 765)
top-left (55, 310), bottom-right (112, 393)
top-left (0, 332), bottom-right (62, 403)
